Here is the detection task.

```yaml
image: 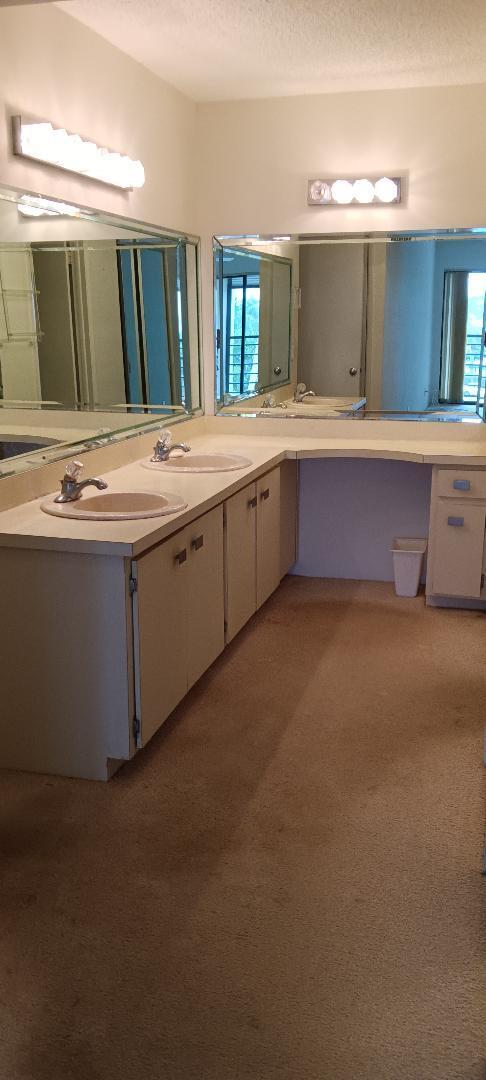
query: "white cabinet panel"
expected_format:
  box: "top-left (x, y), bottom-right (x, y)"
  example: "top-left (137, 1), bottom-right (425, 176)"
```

top-left (279, 459), bottom-right (298, 578)
top-left (257, 467), bottom-right (281, 608)
top-left (430, 501), bottom-right (486, 598)
top-left (133, 505), bottom-right (225, 746)
top-left (224, 482), bottom-right (257, 643)
top-left (133, 528), bottom-right (188, 747)
top-left (186, 505), bottom-right (225, 688)
top-left (436, 470), bottom-right (486, 500)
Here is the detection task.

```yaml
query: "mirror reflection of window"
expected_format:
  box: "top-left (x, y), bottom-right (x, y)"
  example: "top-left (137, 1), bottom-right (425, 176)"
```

top-left (440, 271), bottom-right (486, 406)
top-left (217, 246), bottom-right (292, 401)
top-left (224, 272), bottom-right (261, 395)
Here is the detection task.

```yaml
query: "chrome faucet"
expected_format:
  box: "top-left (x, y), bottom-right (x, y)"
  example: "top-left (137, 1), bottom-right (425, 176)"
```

top-left (261, 395), bottom-right (288, 409)
top-left (54, 460), bottom-right (108, 503)
top-left (293, 382), bottom-right (316, 403)
top-left (151, 430), bottom-right (191, 462)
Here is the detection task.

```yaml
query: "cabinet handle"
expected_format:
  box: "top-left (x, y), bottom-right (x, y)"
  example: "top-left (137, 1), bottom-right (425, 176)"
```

top-left (174, 548), bottom-right (187, 565)
top-left (248, 495), bottom-right (257, 509)
top-left (191, 534), bottom-right (204, 552)
top-left (453, 479), bottom-right (471, 491)
top-left (447, 516), bottom-right (464, 527)
top-left (260, 488), bottom-right (270, 501)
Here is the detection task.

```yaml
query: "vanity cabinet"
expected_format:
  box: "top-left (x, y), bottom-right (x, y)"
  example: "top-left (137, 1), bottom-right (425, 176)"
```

top-left (427, 468), bottom-right (486, 601)
top-left (224, 463), bottom-right (297, 642)
top-left (0, 460), bottom-right (295, 780)
top-left (132, 504), bottom-right (224, 747)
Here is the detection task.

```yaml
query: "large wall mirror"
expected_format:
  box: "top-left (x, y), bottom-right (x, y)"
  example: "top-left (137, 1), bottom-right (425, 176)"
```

top-left (0, 186), bottom-right (201, 477)
top-left (214, 231), bottom-right (486, 422)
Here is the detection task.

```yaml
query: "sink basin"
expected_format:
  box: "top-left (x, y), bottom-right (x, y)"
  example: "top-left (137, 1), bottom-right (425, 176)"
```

top-left (284, 396), bottom-right (366, 412)
top-left (41, 490), bottom-right (187, 521)
top-left (142, 452), bottom-right (252, 473)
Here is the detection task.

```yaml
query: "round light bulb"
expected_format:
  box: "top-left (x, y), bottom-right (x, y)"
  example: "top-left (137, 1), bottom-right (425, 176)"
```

top-left (331, 179), bottom-right (354, 204)
top-left (309, 180), bottom-right (331, 204)
top-left (374, 177), bottom-right (398, 203)
top-left (353, 178), bottom-right (375, 204)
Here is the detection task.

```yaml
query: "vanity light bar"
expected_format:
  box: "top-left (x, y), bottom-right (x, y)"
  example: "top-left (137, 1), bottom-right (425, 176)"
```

top-left (12, 116), bottom-right (145, 190)
top-left (308, 176), bottom-right (401, 206)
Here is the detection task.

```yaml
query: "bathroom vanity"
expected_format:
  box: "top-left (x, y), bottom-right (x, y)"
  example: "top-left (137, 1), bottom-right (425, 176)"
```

top-left (1, 417), bottom-right (486, 780)
top-left (0, 430), bottom-right (298, 779)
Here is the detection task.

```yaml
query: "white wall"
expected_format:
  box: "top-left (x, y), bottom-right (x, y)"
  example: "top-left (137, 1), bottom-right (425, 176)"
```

top-left (0, 4), bottom-right (197, 234)
top-left (196, 83), bottom-right (486, 237)
top-left (294, 458), bottom-right (432, 581)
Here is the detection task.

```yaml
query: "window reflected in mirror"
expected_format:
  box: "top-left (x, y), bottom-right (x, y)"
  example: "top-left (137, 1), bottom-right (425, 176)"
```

top-left (215, 245), bottom-right (292, 402)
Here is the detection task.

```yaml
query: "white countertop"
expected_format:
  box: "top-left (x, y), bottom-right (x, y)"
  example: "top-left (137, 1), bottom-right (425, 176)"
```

top-left (1, 421), bottom-right (486, 558)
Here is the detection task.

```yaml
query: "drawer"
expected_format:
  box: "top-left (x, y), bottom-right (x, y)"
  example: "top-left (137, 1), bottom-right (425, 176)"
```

top-left (436, 470), bottom-right (486, 500)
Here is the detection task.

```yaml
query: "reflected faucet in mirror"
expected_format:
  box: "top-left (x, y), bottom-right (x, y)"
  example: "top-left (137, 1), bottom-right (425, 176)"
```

top-left (293, 383), bottom-right (316, 403)
top-left (54, 460), bottom-right (108, 503)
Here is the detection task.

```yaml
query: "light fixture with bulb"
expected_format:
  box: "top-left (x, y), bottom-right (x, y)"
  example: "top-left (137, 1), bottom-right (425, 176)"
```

top-left (12, 115), bottom-right (145, 190)
top-left (308, 176), bottom-right (401, 207)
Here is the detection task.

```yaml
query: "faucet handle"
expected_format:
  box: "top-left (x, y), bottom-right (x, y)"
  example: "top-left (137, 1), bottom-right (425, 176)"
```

top-left (155, 428), bottom-right (172, 448)
top-left (296, 382), bottom-right (307, 395)
top-left (64, 460), bottom-right (83, 479)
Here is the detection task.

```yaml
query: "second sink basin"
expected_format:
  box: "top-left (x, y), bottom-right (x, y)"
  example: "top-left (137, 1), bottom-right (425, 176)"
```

top-left (142, 452), bottom-right (252, 473)
top-left (41, 490), bottom-right (187, 521)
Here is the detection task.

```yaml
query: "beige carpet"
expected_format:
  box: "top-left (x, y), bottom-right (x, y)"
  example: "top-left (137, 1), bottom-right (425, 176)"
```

top-left (1, 578), bottom-right (485, 1080)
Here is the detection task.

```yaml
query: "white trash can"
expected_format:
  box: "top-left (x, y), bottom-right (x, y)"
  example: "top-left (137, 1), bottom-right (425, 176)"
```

top-left (390, 538), bottom-right (428, 597)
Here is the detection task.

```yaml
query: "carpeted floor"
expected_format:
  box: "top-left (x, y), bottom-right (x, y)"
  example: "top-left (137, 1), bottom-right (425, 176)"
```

top-left (1, 578), bottom-right (485, 1080)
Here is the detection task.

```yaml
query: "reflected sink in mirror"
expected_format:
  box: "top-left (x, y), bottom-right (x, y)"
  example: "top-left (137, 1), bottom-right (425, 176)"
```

top-left (41, 490), bottom-right (187, 521)
top-left (142, 452), bottom-right (252, 473)
top-left (285, 396), bottom-right (366, 412)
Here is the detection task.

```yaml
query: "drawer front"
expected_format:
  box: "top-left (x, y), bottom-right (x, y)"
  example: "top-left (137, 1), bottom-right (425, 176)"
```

top-left (431, 502), bottom-right (486, 597)
top-left (436, 470), bottom-right (486, 500)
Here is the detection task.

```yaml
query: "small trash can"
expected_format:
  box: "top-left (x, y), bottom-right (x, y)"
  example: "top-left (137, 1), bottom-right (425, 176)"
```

top-left (390, 537), bottom-right (428, 597)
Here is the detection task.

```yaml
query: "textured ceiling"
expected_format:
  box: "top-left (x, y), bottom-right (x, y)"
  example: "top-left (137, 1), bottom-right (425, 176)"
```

top-left (56, 0), bottom-right (486, 102)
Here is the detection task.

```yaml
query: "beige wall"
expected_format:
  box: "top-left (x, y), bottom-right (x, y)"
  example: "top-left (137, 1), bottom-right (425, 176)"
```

top-left (197, 82), bottom-right (486, 409)
top-left (196, 83), bottom-right (486, 237)
top-left (0, 4), bottom-right (197, 234)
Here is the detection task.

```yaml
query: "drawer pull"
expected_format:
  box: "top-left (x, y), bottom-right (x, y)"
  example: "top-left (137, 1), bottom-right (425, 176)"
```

top-left (248, 496), bottom-right (257, 509)
top-left (175, 548), bottom-right (187, 565)
top-left (447, 516), bottom-right (464, 527)
top-left (260, 488), bottom-right (270, 501)
top-left (453, 479), bottom-right (471, 491)
top-left (191, 534), bottom-right (204, 552)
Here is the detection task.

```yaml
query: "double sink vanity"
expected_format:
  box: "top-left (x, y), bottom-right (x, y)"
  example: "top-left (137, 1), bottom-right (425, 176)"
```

top-left (1, 413), bottom-right (486, 780)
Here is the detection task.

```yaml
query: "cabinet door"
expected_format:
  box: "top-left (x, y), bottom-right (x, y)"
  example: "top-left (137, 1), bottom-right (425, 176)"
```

top-left (224, 482), bottom-right (257, 643)
top-left (256, 467), bottom-right (281, 608)
top-left (431, 502), bottom-right (486, 598)
top-left (133, 528), bottom-right (188, 746)
top-left (186, 505), bottom-right (225, 689)
top-left (279, 459), bottom-right (298, 578)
